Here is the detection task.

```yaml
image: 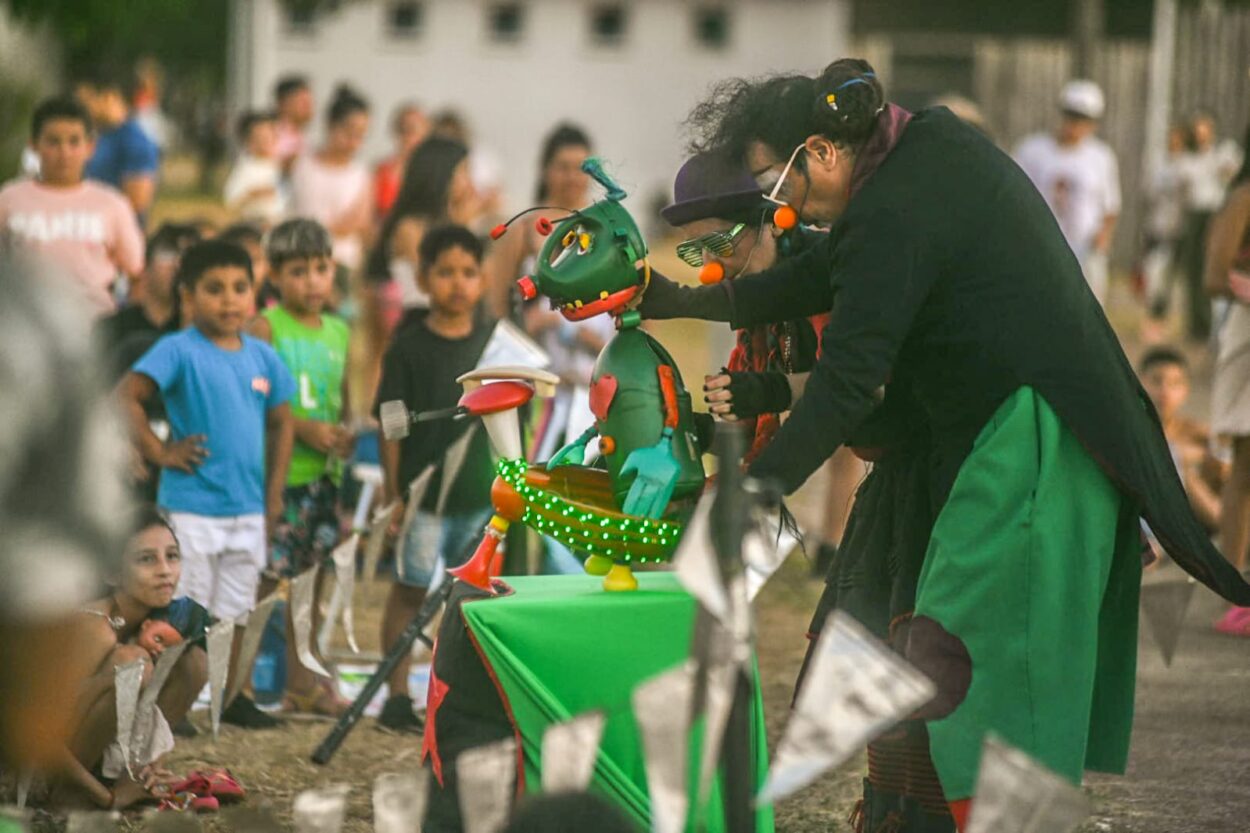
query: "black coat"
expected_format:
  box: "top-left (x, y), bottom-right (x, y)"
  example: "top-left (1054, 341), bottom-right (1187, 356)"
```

top-left (735, 106), bottom-right (1250, 606)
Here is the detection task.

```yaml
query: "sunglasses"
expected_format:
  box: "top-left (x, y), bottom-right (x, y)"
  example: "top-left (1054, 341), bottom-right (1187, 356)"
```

top-left (675, 223), bottom-right (747, 267)
top-left (762, 144), bottom-right (807, 207)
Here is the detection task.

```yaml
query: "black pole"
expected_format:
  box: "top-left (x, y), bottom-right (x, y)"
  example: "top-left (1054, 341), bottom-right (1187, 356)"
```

top-left (708, 426), bottom-right (755, 833)
top-left (311, 578), bottom-right (452, 765)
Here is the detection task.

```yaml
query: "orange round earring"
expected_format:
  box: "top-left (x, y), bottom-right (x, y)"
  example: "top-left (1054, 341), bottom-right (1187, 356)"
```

top-left (698, 261), bottom-right (726, 284)
top-left (773, 204), bottom-right (798, 230)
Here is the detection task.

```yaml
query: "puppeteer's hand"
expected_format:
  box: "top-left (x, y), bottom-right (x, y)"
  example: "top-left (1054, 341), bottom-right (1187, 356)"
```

top-left (703, 371), bottom-right (792, 421)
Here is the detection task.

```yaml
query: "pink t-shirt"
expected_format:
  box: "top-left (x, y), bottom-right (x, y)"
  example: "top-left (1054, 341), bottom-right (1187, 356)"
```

top-left (0, 178), bottom-right (145, 315)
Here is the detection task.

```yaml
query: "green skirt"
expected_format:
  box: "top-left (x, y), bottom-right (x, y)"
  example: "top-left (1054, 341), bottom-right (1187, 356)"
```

top-left (916, 387), bottom-right (1142, 800)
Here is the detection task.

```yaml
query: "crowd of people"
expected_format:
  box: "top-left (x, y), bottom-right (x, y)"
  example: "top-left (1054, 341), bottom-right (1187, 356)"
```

top-left (1, 57), bottom-right (1249, 829)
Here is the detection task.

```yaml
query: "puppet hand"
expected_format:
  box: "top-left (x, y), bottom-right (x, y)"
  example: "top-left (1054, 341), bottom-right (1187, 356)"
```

top-left (704, 371), bottom-right (792, 420)
top-left (547, 426), bottom-right (598, 469)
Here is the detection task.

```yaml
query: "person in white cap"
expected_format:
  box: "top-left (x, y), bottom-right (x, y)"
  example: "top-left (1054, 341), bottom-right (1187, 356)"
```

top-left (1013, 80), bottom-right (1121, 305)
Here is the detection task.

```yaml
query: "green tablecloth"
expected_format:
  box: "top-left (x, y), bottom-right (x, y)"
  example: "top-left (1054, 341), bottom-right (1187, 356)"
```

top-left (461, 572), bottom-right (774, 832)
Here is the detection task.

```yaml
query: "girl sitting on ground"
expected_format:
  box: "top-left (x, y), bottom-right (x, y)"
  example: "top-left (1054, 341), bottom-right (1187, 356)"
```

top-left (56, 505), bottom-right (210, 809)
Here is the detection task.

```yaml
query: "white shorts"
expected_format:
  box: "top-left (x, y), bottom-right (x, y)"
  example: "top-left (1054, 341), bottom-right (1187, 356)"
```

top-left (167, 512), bottom-right (266, 621)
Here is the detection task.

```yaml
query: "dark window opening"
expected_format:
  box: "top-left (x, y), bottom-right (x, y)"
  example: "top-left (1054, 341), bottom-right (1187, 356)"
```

top-left (693, 6), bottom-right (731, 50)
top-left (387, 1), bottom-right (424, 38)
top-left (488, 3), bottom-right (526, 43)
top-left (590, 4), bottom-right (628, 45)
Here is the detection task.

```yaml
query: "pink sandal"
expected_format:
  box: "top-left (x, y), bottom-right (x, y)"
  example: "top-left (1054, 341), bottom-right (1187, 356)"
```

top-left (1213, 606), bottom-right (1250, 636)
top-left (158, 793), bottom-right (220, 813)
top-left (168, 769), bottom-right (246, 804)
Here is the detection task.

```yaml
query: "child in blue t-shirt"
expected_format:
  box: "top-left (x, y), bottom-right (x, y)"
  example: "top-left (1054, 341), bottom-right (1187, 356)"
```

top-left (119, 239), bottom-right (295, 728)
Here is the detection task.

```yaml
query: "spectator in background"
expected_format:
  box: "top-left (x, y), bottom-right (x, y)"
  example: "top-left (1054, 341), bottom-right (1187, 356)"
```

top-left (56, 506), bottom-right (209, 810)
top-left (218, 222), bottom-right (270, 305)
top-left (367, 136), bottom-right (476, 316)
top-left (1138, 347), bottom-right (1225, 534)
top-left (485, 123), bottom-right (592, 320)
top-left (430, 109), bottom-right (500, 222)
top-left (118, 240), bottom-right (296, 728)
top-left (0, 96), bottom-right (144, 317)
top-left (96, 222), bottom-right (199, 380)
top-left (249, 219), bottom-right (352, 716)
top-left (374, 102), bottom-right (429, 218)
top-left (291, 85), bottom-right (373, 273)
top-left (1014, 80), bottom-right (1120, 306)
top-left (1140, 124), bottom-right (1189, 338)
top-left (224, 111), bottom-right (288, 227)
top-left (1178, 110), bottom-right (1245, 341)
top-left (1206, 127), bottom-right (1250, 633)
top-left (375, 225), bottom-right (496, 733)
top-left (273, 74), bottom-right (315, 175)
top-left (131, 58), bottom-right (170, 152)
top-left (76, 71), bottom-right (161, 227)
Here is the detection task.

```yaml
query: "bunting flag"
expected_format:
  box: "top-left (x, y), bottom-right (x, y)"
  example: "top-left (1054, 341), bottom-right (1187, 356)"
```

top-left (112, 659), bottom-right (146, 777)
top-left (633, 660), bottom-right (698, 833)
top-left (290, 565), bottom-right (332, 677)
top-left (292, 785), bottom-right (350, 833)
top-left (1139, 576), bottom-right (1197, 667)
top-left (229, 595), bottom-right (280, 704)
top-left (758, 611), bottom-right (935, 803)
top-left (541, 710), bottom-right (606, 794)
top-left (456, 738), bottom-right (519, 833)
top-left (205, 620), bottom-right (235, 739)
top-left (966, 734), bottom-right (1090, 833)
top-left (373, 772), bottom-right (430, 833)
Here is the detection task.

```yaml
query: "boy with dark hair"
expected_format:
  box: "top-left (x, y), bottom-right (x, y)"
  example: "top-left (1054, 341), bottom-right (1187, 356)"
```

top-left (249, 217), bottom-right (352, 715)
top-left (0, 95), bottom-right (144, 316)
top-left (1138, 346), bottom-right (1225, 533)
top-left (374, 224), bottom-right (496, 732)
top-left (224, 111), bottom-right (287, 226)
top-left (75, 70), bottom-right (160, 224)
top-left (118, 238), bottom-right (296, 728)
top-left (96, 222), bottom-right (201, 378)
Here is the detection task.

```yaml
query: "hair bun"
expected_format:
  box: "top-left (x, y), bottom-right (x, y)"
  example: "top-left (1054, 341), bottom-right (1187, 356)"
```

top-left (814, 58), bottom-right (884, 146)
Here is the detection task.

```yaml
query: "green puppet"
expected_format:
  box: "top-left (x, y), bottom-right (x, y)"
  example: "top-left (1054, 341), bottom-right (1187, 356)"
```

top-left (496, 158), bottom-right (706, 590)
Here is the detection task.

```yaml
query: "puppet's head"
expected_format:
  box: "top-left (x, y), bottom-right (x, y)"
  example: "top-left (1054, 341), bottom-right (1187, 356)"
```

top-left (495, 158), bottom-right (648, 321)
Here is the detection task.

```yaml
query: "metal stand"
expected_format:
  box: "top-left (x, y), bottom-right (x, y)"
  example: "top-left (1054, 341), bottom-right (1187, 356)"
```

top-left (311, 577), bottom-right (453, 765)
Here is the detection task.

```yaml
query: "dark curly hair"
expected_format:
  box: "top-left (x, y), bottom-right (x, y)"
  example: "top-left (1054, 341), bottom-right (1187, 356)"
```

top-left (686, 58), bottom-right (885, 163)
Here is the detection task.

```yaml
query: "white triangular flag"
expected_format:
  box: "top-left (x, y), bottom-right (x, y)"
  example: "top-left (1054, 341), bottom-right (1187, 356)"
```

top-left (633, 660), bottom-right (697, 833)
top-left (131, 642), bottom-right (189, 770)
top-left (672, 493), bottom-right (729, 623)
top-left (476, 318), bottom-right (551, 371)
top-left (65, 811), bottom-right (120, 833)
top-left (541, 710), bottom-right (606, 793)
top-left (292, 784), bottom-right (350, 833)
top-left (456, 737), bottom-right (518, 833)
top-left (363, 500), bottom-right (402, 584)
top-left (205, 619), bottom-right (235, 739)
top-left (758, 611), bottom-right (935, 804)
top-left (113, 659), bottom-right (145, 777)
top-left (229, 594), bottom-right (280, 704)
top-left (373, 771), bottom-right (429, 833)
top-left (290, 565), bottom-right (332, 677)
top-left (966, 734), bottom-right (1090, 833)
top-left (328, 533), bottom-right (361, 653)
top-left (436, 423), bottom-right (479, 515)
top-left (16, 769), bottom-right (33, 809)
top-left (1140, 577), bottom-right (1196, 667)
top-left (743, 505), bottom-right (801, 601)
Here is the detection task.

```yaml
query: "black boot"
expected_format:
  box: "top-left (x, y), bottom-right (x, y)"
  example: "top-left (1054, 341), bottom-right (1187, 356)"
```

top-left (850, 778), bottom-right (904, 832)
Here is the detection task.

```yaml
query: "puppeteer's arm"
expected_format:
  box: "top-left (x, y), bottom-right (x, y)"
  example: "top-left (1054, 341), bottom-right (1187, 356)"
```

top-left (749, 209), bottom-right (936, 493)
top-left (638, 234), bottom-right (834, 325)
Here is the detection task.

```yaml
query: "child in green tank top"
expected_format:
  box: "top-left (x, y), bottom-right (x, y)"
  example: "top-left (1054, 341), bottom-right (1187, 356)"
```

top-left (248, 218), bottom-right (352, 716)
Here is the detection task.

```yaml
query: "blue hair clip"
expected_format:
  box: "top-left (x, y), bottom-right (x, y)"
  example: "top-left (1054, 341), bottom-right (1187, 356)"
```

top-left (826, 74), bottom-right (877, 111)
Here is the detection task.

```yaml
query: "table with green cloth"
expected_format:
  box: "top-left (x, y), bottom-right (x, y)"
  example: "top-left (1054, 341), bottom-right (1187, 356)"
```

top-left (456, 571), bottom-right (774, 831)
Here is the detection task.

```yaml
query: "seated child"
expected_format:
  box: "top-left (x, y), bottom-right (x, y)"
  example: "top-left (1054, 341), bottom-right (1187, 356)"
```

top-left (118, 239), bottom-right (295, 729)
top-left (1139, 346), bottom-right (1227, 533)
top-left (374, 225), bottom-right (496, 732)
top-left (248, 218), bottom-right (352, 716)
top-left (58, 505), bottom-right (210, 810)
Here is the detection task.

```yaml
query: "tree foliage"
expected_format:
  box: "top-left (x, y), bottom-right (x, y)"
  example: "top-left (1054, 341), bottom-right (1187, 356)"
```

top-left (3, 0), bottom-right (229, 89)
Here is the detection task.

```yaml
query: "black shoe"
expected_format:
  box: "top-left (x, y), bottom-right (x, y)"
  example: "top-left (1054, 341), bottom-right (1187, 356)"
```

top-left (222, 694), bottom-right (283, 729)
top-left (172, 716), bottom-right (199, 738)
top-left (378, 694), bottom-right (425, 734)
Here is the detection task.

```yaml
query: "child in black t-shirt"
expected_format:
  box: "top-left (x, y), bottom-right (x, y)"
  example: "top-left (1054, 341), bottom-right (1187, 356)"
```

top-left (374, 224), bottom-right (495, 732)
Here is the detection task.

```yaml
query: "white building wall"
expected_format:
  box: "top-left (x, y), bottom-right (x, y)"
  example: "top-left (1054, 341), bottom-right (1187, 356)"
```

top-left (231, 0), bottom-right (849, 215)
